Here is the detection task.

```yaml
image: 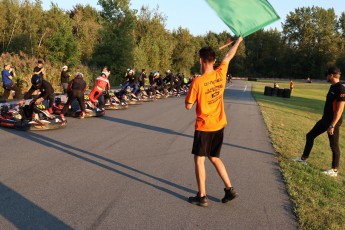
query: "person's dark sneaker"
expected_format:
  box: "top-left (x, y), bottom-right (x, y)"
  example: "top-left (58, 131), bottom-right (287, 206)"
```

top-left (221, 187), bottom-right (238, 203)
top-left (188, 194), bottom-right (208, 207)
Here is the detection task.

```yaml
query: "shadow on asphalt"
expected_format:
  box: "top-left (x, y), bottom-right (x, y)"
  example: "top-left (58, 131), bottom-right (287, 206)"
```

top-left (2, 129), bottom-right (221, 203)
top-left (100, 116), bottom-right (274, 156)
top-left (0, 183), bottom-right (73, 229)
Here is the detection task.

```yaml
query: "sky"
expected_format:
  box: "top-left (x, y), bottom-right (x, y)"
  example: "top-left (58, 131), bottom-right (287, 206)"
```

top-left (42, 0), bottom-right (345, 36)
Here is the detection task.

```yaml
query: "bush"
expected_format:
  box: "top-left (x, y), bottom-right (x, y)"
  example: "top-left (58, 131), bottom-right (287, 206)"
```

top-left (0, 52), bottom-right (95, 93)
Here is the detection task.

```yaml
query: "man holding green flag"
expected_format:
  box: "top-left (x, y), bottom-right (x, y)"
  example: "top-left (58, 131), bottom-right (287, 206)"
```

top-left (185, 36), bottom-right (243, 207)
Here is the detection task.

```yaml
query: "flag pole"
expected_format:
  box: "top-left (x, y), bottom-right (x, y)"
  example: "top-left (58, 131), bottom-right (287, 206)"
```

top-left (219, 38), bottom-right (233, 50)
top-left (218, 41), bottom-right (234, 50)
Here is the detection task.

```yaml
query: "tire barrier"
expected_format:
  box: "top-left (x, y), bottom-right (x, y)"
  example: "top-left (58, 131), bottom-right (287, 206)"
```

top-left (264, 86), bottom-right (291, 98)
top-left (283, 88), bottom-right (291, 98)
top-left (271, 87), bottom-right (277, 96)
top-left (264, 86), bottom-right (272, 96)
top-left (277, 88), bottom-right (284, 97)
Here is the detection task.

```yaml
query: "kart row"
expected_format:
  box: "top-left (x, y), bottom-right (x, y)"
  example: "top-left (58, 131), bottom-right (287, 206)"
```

top-left (0, 87), bottom-right (185, 131)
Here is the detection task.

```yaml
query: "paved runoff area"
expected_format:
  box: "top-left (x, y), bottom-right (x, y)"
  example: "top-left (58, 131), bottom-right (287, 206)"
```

top-left (0, 80), bottom-right (298, 229)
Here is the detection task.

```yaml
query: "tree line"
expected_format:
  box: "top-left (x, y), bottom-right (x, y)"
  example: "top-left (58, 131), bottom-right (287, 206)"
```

top-left (1, 0), bottom-right (345, 90)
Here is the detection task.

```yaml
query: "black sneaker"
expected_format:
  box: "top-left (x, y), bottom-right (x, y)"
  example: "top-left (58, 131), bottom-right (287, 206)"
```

top-left (188, 194), bottom-right (208, 207)
top-left (221, 187), bottom-right (238, 203)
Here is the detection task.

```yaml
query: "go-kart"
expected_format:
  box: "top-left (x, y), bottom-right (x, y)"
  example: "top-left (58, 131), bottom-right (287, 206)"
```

top-left (53, 95), bottom-right (105, 118)
top-left (0, 101), bottom-right (67, 131)
top-left (0, 104), bottom-right (29, 130)
top-left (104, 92), bottom-right (129, 110)
top-left (137, 87), bottom-right (154, 102)
top-left (154, 89), bottom-right (169, 99)
top-left (115, 89), bottom-right (142, 105)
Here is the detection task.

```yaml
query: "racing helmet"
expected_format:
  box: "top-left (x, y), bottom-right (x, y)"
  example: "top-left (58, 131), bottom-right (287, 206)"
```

top-left (128, 69), bottom-right (134, 76)
top-left (31, 74), bottom-right (43, 88)
top-left (75, 72), bottom-right (84, 78)
top-left (153, 71), bottom-right (159, 78)
top-left (101, 72), bottom-right (107, 77)
top-left (55, 97), bottom-right (62, 105)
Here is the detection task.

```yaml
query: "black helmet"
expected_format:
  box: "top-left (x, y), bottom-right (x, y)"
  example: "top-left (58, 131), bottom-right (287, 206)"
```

top-left (31, 74), bottom-right (43, 88)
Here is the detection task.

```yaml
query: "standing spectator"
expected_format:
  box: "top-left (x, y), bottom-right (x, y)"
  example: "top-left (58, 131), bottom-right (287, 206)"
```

top-left (290, 80), bottom-right (294, 91)
top-left (293, 67), bottom-right (345, 177)
top-left (1, 63), bottom-right (22, 99)
top-left (33, 60), bottom-right (46, 78)
top-left (60, 65), bottom-right (70, 94)
top-left (185, 36), bottom-right (243, 207)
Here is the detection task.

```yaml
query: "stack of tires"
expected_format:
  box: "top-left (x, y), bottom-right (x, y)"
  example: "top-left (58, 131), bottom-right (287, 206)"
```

top-left (264, 86), bottom-right (291, 98)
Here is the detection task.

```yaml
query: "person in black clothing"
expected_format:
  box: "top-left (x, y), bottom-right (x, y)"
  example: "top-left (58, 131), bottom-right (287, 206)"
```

top-left (153, 72), bottom-right (166, 94)
top-left (60, 72), bottom-right (87, 120)
top-left (120, 69), bottom-right (139, 96)
top-left (163, 70), bottom-right (173, 85)
top-left (148, 72), bottom-right (154, 86)
top-left (60, 65), bottom-right (70, 94)
top-left (173, 73), bottom-right (183, 96)
top-left (23, 74), bottom-right (55, 115)
top-left (33, 60), bottom-right (46, 78)
top-left (138, 69), bottom-right (147, 88)
top-left (154, 71), bottom-right (164, 92)
top-left (293, 66), bottom-right (345, 177)
top-left (227, 73), bottom-right (232, 84)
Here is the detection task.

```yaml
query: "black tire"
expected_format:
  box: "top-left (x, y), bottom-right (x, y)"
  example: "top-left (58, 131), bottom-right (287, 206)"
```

top-left (283, 88), bottom-right (291, 98)
top-left (14, 120), bottom-right (30, 131)
top-left (277, 88), bottom-right (284, 97)
top-left (264, 86), bottom-right (272, 96)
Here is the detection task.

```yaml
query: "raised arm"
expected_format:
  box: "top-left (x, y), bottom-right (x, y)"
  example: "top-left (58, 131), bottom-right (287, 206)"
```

top-left (222, 36), bottom-right (243, 64)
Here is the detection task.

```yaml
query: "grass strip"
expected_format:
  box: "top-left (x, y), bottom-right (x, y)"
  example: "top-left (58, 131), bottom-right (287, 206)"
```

top-left (251, 80), bottom-right (345, 230)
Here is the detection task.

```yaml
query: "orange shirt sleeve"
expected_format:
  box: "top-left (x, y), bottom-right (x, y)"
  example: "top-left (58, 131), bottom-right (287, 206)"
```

top-left (185, 78), bottom-right (198, 105)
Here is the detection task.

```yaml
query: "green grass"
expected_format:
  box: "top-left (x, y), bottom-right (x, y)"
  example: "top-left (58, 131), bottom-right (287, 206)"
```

top-left (251, 80), bottom-right (345, 230)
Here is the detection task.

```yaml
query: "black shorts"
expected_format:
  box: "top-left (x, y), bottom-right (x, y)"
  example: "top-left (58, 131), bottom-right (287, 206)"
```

top-left (192, 128), bottom-right (224, 157)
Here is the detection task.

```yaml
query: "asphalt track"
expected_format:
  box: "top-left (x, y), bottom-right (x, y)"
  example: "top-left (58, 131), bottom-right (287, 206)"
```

top-left (0, 80), bottom-right (298, 229)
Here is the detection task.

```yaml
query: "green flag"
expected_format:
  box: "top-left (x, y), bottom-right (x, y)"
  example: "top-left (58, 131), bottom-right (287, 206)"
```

top-left (206, 0), bottom-right (280, 37)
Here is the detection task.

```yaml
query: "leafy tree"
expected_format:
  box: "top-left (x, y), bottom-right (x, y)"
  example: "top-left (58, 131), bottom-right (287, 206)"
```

top-left (133, 6), bottom-right (174, 74)
top-left (70, 4), bottom-right (103, 65)
top-left (282, 7), bottom-right (342, 78)
top-left (189, 35), bottom-right (206, 75)
top-left (171, 27), bottom-right (197, 75)
top-left (338, 13), bottom-right (345, 38)
top-left (0, 0), bottom-right (21, 53)
top-left (245, 29), bottom-right (283, 77)
top-left (93, 0), bottom-right (136, 84)
top-left (40, 4), bottom-right (80, 66)
top-left (336, 12), bottom-right (345, 73)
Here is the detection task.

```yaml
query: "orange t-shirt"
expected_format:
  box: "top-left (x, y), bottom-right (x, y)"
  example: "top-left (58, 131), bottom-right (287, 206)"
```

top-left (186, 61), bottom-right (228, 131)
